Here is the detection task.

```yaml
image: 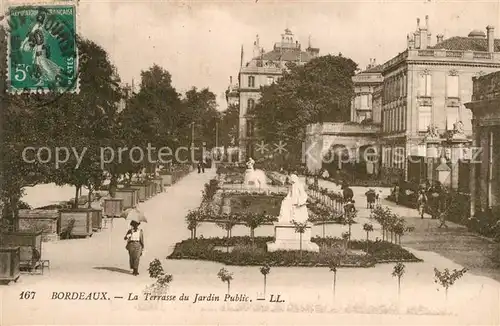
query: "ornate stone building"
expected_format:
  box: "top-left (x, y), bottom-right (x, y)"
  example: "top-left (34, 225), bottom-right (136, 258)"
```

top-left (378, 16), bottom-right (500, 184)
top-left (465, 71), bottom-right (500, 216)
top-left (304, 60), bottom-right (383, 174)
top-left (235, 29), bottom-right (319, 160)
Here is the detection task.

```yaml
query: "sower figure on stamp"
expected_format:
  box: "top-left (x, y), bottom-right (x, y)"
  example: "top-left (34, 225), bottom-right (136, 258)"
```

top-left (124, 221), bottom-right (144, 276)
top-left (21, 12), bottom-right (61, 87)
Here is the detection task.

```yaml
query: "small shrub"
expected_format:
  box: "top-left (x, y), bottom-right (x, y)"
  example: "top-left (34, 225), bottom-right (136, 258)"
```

top-left (434, 267), bottom-right (467, 301)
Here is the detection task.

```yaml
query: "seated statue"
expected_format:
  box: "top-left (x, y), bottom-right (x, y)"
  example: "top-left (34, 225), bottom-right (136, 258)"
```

top-left (243, 157), bottom-right (267, 188)
top-left (278, 174), bottom-right (309, 224)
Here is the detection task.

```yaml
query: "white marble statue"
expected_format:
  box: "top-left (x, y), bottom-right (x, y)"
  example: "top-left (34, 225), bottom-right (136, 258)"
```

top-left (278, 174), bottom-right (309, 224)
top-left (243, 157), bottom-right (267, 188)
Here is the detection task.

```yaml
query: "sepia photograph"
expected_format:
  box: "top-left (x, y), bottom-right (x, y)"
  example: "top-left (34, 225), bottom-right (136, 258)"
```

top-left (0, 0), bottom-right (500, 325)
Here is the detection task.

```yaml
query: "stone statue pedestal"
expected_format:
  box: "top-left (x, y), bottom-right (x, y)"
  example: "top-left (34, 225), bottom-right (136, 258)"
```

top-left (267, 223), bottom-right (319, 252)
top-left (244, 168), bottom-right (256, 186)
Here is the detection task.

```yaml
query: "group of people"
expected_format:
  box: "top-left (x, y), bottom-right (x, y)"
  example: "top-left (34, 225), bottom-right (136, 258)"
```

top-left (414, 180), bottom-right (449, 228)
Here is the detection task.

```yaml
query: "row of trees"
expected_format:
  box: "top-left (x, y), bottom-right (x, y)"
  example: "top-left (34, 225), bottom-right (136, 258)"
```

top-left (0, 26), bottom-right (232, 228)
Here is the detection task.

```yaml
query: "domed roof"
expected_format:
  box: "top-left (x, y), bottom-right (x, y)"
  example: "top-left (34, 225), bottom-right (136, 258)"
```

top-left (468, 29), bottom-right (486, 38)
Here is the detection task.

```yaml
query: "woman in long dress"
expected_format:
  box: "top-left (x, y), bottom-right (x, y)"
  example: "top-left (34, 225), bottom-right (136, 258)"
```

top-left (21, 22), bottom-right (61, 86)
top-left (124, 221), bottom-right (144, 276)
top-left (279, 174), bottom-right (309, 224)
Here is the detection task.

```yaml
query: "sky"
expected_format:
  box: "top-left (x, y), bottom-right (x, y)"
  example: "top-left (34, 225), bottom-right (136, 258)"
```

top-left (3, 0), bottom-right (500, 109)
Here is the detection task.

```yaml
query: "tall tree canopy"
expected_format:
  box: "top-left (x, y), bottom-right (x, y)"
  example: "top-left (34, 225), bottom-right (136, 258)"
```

top-left (183, 87), bottom-right (219, 149)
top-left (254, 55), bottom-right (358, 159)
top-left (219, 103), bottom-right (239, 148)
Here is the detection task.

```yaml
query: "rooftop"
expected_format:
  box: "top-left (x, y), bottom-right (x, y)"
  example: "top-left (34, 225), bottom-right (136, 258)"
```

top-left (430, 36), bottom-right (500, 52)
top-left (254, 48), bottom-right (314, 63)
top-left (363, 64), bottom-right (384, 73)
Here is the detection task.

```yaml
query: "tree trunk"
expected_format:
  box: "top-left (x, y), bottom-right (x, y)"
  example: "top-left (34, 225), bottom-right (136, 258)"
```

top-left (227, 281), bottom-right (230, 295)
top-left (10, 195), bottom-right (20, 232)
top-left (87, 185), bottom-right (93, 209)
top-left (333, 272), bottom-right (336, 298)
top-left (299, 233), bottom-right (303, 261)
top-left (264, 275), bottom-right (267, 297)
top-left (398, 277), bottom-right (401, 298)
top-left (226, 229), bottom-right (230, 253)
top-left (109, 174), bottom-right (118, 198)
top-left (193, 227), bottom-right (197, 239)
top-left (322, 222), bottom-right (326, 238)
top-left (74, 186), bottom-right (80, 208)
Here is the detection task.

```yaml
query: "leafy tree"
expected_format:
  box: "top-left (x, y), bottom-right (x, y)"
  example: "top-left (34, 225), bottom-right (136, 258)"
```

top-left (259, 263), bottom-right (271, 297)
top-left (216, 213), bottom-right (238, 253)
top-left (48, 38), bottom-right (122, 208)
top-left (183, 87), bottom-right (220, 151)
top-left (243, 212), bottom-right (268, 244)
top-left (0, 26), bottom-right (54, 226)
top-left (329, 259), bottom-right (339, 298)
top-left (217, 268), bottom-right (233, 295)
top-left (254, 55), bottom-right (358, 163)
top-left (392, 262), bottom-right (405, 298)
top-left (220, 103), bottom-right (239, 148)
top-left (434, 267), bottom-right (467, 302)
top-left (292, 220), bottom-right (308, 261)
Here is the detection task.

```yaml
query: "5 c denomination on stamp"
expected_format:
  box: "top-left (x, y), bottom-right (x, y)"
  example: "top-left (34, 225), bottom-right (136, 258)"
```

top-left (7, 4), bottom-right (78, 93)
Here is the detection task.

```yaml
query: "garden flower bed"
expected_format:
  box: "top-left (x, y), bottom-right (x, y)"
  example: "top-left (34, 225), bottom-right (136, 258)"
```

top-left (225, 193), bottom-right (284, 215)
top-left (167, 236), bottom-right (421, 267)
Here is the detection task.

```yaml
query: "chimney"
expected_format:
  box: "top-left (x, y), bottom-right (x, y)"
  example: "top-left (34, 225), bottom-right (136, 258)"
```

top-left (487, 25), bottom-right (495, 52)
top-left (407, 34), bottom-right (415, 49)
top-left (414, 32), bottom-right (421, 49)
top-left (436, 34), bottom-right (444, 44)
top-left (420, 15), bottom-right (429, 49)
top-left (253, 34), bottom-right (260, 57)
top-left (230, 76), bottom-right (233, 86)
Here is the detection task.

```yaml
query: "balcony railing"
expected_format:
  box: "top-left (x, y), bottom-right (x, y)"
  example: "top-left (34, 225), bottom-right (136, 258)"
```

top-left (417, 50), bottom-right (435, 57)
top-left (473, 52), bottom-right (492, 59)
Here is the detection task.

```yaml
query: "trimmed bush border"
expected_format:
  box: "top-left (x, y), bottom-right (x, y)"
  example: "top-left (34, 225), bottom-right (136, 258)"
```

top-left (167, 236), bottom-right (422, 267)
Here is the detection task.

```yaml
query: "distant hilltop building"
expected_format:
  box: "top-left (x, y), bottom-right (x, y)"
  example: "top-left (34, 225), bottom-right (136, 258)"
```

top-left (226, 28), bottom-right (320, 160)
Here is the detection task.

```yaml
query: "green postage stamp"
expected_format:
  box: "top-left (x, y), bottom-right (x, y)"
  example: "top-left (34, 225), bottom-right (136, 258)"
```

top-left (7, 5), bottom-right (78, 93)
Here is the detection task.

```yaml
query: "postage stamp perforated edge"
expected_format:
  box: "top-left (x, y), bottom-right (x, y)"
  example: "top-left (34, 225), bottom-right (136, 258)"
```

top-left (4, 0), bottom-right (80, 94)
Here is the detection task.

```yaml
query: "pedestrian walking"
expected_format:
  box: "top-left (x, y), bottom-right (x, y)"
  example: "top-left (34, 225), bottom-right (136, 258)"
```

top-left (197, 160), bottom-right (205, 173)
top-left (342, 186), bottom-right (354, 202)
top-left (392, 182), bottom-right (400, 204)
top-left (416, 186), bottom-right (427, 219)
top-left (437, 208), bottom-right (448, 228)
top-left (124, 221), bottom-right (144, 276)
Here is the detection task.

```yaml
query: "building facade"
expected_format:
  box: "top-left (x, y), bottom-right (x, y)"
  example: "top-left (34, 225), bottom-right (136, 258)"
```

top-left (465, 71), bottom-right (500, 216)
top-left (304, 61), bottom-right (383, 174)
top-left (378, 16), bottom-right (500, 183)
top-left (236, 29), bottom-right (319, 160)
top-left (351, 59), bottom-right (384, 124)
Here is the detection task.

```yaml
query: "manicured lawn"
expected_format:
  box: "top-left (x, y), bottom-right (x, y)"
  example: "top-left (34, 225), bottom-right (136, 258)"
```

top-left (168, 236), bottom-right (421, 267)
top-left (227, 194), bottom-right (284, 215)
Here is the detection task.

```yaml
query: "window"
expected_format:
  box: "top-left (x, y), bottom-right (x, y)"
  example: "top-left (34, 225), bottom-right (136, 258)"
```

top-left (446, 106), bottom-right (459, 130)
top-left (403, 74), bottom-right (407, 96)
top-left (267, 76), bottom-right (274, 85)
top-left (418, 72), bottom-right (432, 96)
top-left (418, 106), bottom-right (432, 131)
top-left (399, 107), bottom-right (406, 131)
top-left (246, 120), bottom-right (254, 137)
top-left (247, 98), bottom-right (255, 113)
top-left (446, 75), bottom-right (459, 98)
top-left (248, 76), bottom-right (255, 88)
